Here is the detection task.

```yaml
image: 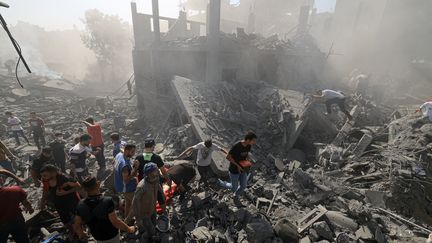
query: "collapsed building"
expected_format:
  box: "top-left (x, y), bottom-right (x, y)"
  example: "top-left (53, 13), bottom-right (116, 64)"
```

top-left (1, 0), bottom-right (432, 243)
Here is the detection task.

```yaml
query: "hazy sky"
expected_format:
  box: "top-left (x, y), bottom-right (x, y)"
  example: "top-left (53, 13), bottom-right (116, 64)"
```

top-left (0, 0), bottom-right (336, 31)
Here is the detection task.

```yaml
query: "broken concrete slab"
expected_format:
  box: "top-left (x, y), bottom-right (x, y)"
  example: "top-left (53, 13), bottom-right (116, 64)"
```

top-left (325, 211), bottom-right (358, 231)
top-left (312, 221), bottom-right (333, 241)
top-left (364, 190), bottom-right (386, 208)
top-left (274, 218), bottom-right (299, 242)
top-left (351, 132), bottom-right (373, 158)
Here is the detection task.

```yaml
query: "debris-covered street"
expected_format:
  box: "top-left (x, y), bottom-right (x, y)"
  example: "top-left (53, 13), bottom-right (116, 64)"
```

top-left (1, 0), bottom-right (432, 243)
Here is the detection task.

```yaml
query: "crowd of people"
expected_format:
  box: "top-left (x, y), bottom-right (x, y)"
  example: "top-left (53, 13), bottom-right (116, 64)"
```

top-left (0, 111), bottom-right (258, 243)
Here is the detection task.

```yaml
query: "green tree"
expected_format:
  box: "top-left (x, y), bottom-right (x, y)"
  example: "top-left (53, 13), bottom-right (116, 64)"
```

top-left (81, 9), bottom-right (132, 83)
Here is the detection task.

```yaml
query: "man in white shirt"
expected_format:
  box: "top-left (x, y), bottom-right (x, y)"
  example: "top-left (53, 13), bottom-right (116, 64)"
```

top-left (419, 101), bottom-right (432, 121)
top-left (177, 139), bottom-right (227, 185)
top-left (5, 112), bottom-right (30, 146)
top-left (313, 89), bottom-right (353, 120)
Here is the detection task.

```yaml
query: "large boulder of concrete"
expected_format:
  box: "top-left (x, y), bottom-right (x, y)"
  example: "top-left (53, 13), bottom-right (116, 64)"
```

top-left (274, 218), bottom-right (299, 242)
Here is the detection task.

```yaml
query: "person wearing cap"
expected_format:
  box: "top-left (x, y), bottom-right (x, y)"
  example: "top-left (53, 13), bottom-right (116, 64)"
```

top-left (31, 146), bottom-right (55, 187)
top-left (74, 176), bottom-right (135, 243)
top-left (49, 132), bottom-right (67, 172)
top-left (0, 139), bottom-right (17, 173)
top-left (28, 111), bottom-right (46, 150)
top-left (82, 117), bottom-right (106, 172)
top-left (135, 138), bottom-right (169, 212)
top-left (69, 134), bottom-right (93, 182)
top-left (127, 162), bottom-right (162, 240)
top-left (114, 144), bottom-right (138, 219)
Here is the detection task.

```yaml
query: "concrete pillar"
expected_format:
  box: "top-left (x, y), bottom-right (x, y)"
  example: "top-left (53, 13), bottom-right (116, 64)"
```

top-left (131, 2), bottom-right (139, 46)
top-left (152, 0), bottom-right (161, 44)
top-left (297, 5), bottom-right (310, 34)
top-left (205, 0), bottom-right (221, 83)
top-left (247, 5), bottom-right (255, 33)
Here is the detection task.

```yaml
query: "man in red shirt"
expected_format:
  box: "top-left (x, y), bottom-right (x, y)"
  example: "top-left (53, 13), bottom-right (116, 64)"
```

top-left (82, 117), bottom-right (106, 172)
top-left (0, 169), bottom-right (34, 243)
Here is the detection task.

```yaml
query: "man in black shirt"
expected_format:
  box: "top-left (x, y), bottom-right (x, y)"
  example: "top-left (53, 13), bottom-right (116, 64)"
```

top-left (49, 132), bottom-right (67, 172)
top-left (167, 163), bottom-right (196, 201)
top-left (74, 176), bottom-right (135, 242)
top-left (218, 132), bottom-right (257, 200)
top-left (31, 147), bottom-right (55, 187)
top-left (40, 165), bottom-right (80, 237)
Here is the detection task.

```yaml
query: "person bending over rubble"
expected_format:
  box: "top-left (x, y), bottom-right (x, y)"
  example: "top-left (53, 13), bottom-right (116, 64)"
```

top-left (74, 176), bottom-right (136, 243)
top-left (5, 111), bottom-right (30, 146)
top-left (218, 132), bottom-right (257, 202)
top-left (28, 111), bottom-right (46, 150)
top-left (313, 89), bottom-right (353, 120)
top-left (69, 134), bottom-right (93, 183)
top-left (83, 117), bottom-right (106, 172)
top-left (0, 139), bottom-right (17, 173)
top-left (167, 162), bottom-right (196, 201)
top-left (0, 169), bottom-right (33, 243)
top-left (126, 163), bottom-right (162, 241)
top-left (114, 144), bottom-right (138, 220)
top-left (31, 146), bottom-right (55, 187)
top-left (177, 139), bottom-right (228, 186)
top-left (40, 164), bottom-right (80, 239)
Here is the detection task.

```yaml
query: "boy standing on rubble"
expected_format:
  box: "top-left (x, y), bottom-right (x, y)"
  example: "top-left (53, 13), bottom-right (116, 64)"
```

top-left (313, 89), bottom-right (353, 120)
top-left (74, 176), bottom-right (135, 242)
top-left (49, 132), bottom-right (67, 172)
top-left (29, 111), bottom-right (46, 150)
top-left (69, 134), bottom-right (93, 183)
top-left (83, 118), bottom-right (106, 172)
top-left (5, 111), bottom-right (30, 146)
top-left (219, 132), bottom-right (257, 202)
top-left (177, 139), bottom-right (228, 186)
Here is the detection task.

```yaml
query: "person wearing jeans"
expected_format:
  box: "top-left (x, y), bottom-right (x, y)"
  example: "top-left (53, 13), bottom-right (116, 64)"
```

top-left (218, 132), bottom-right (257, 199)
top-left (6, 112), bottom-right (30, 146)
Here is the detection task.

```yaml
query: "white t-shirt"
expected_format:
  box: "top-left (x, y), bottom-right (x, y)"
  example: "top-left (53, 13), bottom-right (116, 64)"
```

top-left (322, 89), bottom-right (345, 99)
top-left (193, 142), bottom-right (221, 167)
top-left (7, 117), bottom-right (23, 131)
top-left (420, 102), bottom-right (432, 121)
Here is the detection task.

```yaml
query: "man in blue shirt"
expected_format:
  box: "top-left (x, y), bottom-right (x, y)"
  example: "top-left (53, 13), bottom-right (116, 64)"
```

top-left (114, 144), bottom-right (137, 219)
top-left (110, 133), bottom-right (127, 158)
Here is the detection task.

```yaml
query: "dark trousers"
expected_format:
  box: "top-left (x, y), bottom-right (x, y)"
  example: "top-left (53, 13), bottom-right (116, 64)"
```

top-left (92, 144), bottom-right (106, 168)
top-left (197, 165), bottom-right (210, 185)
top-left (140, 213), bottom-right (157, 239)
top-left (12, 130), bottom-right (29, 145)
top-left (325, 98), bottom-right (352, 119)
top-left (0, 214), bottom-right (30, 243)
top-left (32, 129), bottom-right (46, 149)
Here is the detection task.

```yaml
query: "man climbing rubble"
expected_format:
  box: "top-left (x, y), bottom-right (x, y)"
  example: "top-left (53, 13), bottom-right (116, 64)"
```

top-left (40, 164), bottom-right (80, 239)
top-left (28, 111), bottom-right (46, 150)
top-left (0, 169), bottom-right (33, 243)
top-left (83, 117), bottom-right (106, 172)
top-left (126, 162), bottom-right (162, 241)
top-left (177, 139), bottom-right (227, 186)
top-left (114, 144), bottom-right (138, 220)
top-left (31, 146), bottom-right (55, 187)
top-left (74, 176), bottom-right (136, 243)
top-left (218, 132), bottom-right (257, 203)
top-left (5, 111), bottom-right (30, 146)
top-left (0, 139), bottom-right (17, 173)
top-left (69, 134), bottom-right (93, 183)
top-left (313, 89), bottom-right (353, 120)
